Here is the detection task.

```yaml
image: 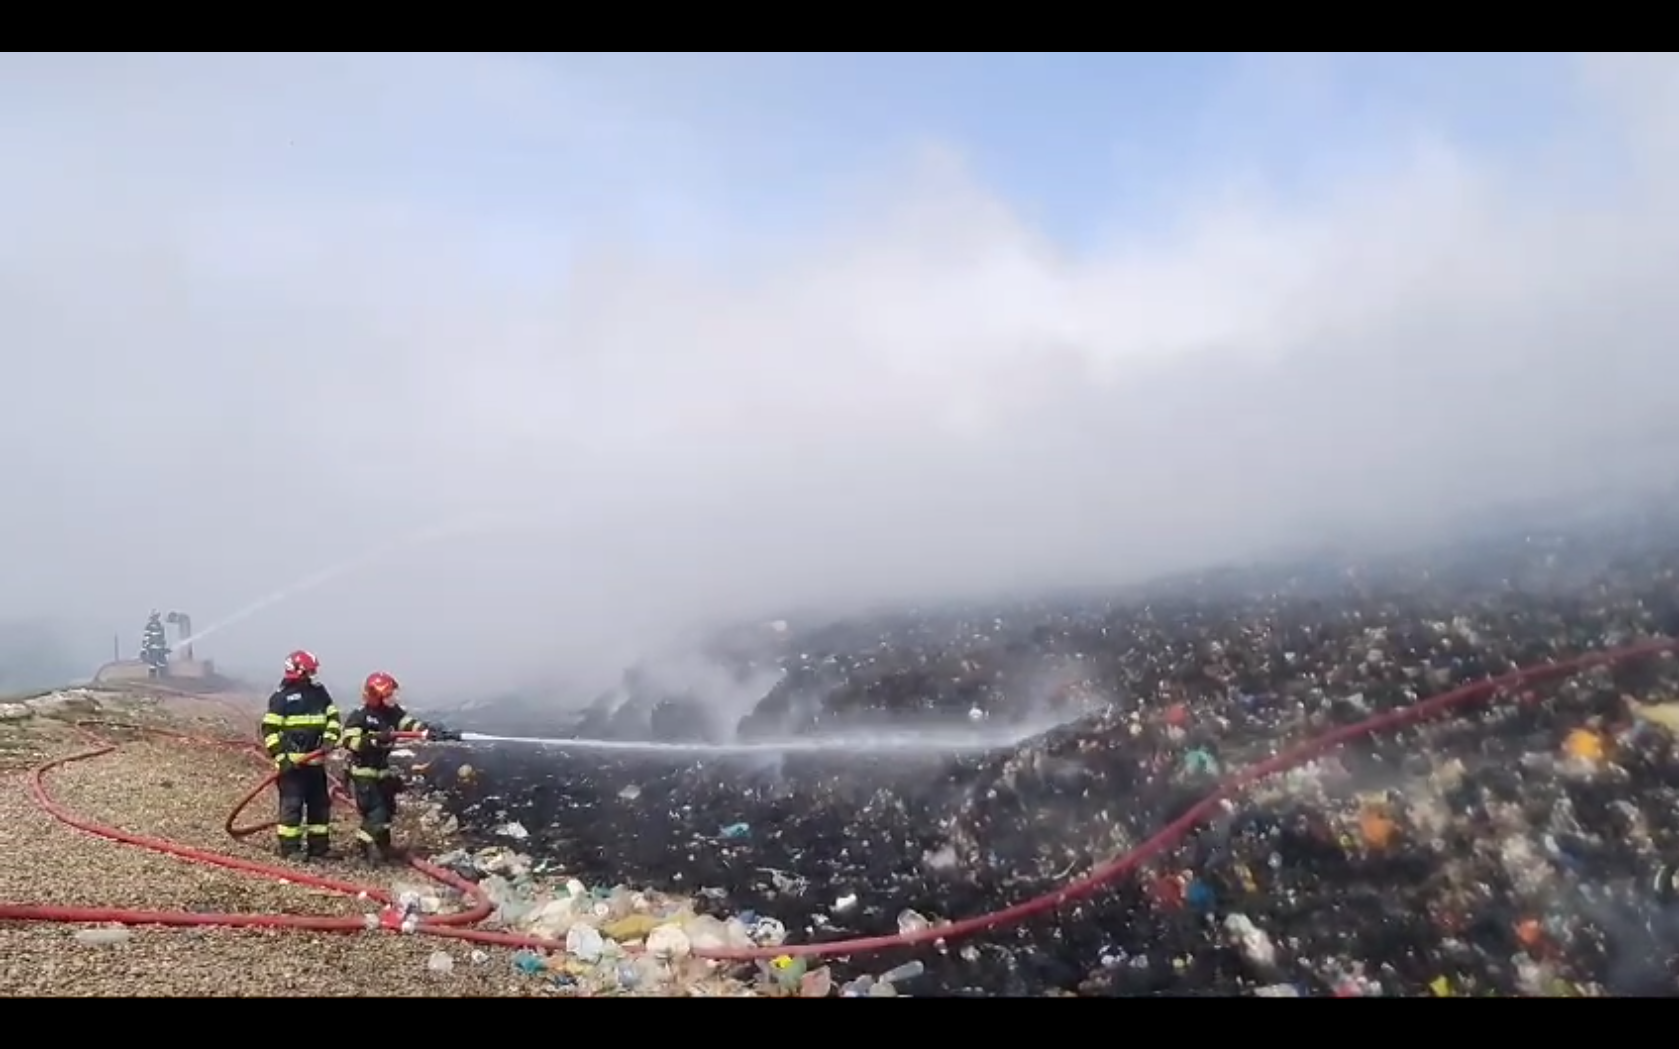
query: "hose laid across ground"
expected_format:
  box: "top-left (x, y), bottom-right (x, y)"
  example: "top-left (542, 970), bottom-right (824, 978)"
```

top-left (0, 638), bottom-right (1672, 968)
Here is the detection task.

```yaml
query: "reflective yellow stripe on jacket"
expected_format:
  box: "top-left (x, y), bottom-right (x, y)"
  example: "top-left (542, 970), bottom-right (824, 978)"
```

top-left (261, 709), bottom-right (343, 759)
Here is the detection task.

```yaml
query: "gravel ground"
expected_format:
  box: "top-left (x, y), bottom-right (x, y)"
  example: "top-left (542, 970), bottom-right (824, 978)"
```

top-left (0, 697), bottom-right (549, 997)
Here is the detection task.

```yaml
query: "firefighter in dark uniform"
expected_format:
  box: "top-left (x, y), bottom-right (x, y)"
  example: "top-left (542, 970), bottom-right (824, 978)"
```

top-left (259, 650), bottom-right (342, 859)
top-left (341, 671), bottom-right (459, 863)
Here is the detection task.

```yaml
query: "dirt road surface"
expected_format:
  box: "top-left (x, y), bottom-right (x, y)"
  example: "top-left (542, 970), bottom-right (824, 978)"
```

top-left (0, 689), bottom-right (548, 996)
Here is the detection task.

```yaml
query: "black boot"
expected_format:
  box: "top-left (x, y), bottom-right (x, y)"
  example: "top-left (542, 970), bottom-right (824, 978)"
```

top-left (305, 836), bottom-right (334, 861)
top-left (278, 841), bottom-right (302, 861)
top-left (374, 830), bottom-right (404, 865)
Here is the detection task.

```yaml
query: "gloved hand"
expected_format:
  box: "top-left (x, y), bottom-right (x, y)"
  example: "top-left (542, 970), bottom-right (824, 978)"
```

top-left (273, 753), bottom-right (293, 771)
top-left (373, 730), bottom-right (397, 747)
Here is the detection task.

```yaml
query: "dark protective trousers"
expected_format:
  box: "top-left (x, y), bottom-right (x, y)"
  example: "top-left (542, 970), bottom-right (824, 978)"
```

top-left (352, 776), bottom-right (402, 857)
top-left (276, 765), bottom-right (332, 856)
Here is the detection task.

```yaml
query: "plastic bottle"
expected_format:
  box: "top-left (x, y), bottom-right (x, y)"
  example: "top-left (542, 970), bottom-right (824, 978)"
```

top-left (426, 951), bottom-right (454, 975)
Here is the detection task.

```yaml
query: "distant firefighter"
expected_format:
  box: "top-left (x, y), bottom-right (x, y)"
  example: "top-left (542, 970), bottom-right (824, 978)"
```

top-left (140, 610), bottom-right (171, 678)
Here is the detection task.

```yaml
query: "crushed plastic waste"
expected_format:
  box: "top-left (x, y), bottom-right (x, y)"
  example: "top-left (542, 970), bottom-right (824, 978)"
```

top-left (426, 513), bottom-right (1679, 995)
top-left (423, 846), bottom-right (771, 995)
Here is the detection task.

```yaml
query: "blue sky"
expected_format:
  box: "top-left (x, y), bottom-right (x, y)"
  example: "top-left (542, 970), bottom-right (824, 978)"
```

top-left (0, 52), bottom-right (1593, 256)
top-left (470, 51), bottom-right (1588, 249)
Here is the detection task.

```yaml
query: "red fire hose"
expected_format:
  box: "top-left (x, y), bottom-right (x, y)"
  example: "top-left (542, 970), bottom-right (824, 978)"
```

top-left (0, 638), bottom-right (1671, 968)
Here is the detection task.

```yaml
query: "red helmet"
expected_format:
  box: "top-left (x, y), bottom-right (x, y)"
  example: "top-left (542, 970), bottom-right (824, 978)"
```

top-left (282, 650), bottom-right (320, 682)
top-left (363, 671), bottom-right (399, 705)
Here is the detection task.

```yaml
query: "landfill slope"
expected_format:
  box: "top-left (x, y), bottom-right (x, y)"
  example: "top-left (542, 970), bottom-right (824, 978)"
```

top-left (438, 518), bottom-right (1679, 996)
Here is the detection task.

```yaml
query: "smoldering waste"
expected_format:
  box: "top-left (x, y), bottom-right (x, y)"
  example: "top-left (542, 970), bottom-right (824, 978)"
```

top-left (425, 520), bottom-right (1679, 996)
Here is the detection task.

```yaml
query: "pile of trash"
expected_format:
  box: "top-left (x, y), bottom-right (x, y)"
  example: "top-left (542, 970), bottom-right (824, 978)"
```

top-left (409, 846), bottom-right (924, 996)
top-left (429, 509), bottom-right (1679, 995)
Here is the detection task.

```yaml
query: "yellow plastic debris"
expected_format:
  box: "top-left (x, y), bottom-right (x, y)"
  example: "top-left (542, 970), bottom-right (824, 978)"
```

top-left (1429, 976), bottom-right (1453, 997)
top-left (1564, 729), bottom-right (1605, 763)
top-left (1627, 698), bottom-right (1679, 733)
top-left (1234, 864), bottom-right (1258, 893)
top-left (603, 913), bottom-right (662, 942)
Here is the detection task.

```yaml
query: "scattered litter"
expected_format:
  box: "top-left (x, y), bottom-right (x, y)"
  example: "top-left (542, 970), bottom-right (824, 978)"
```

top-left (73, 927), bottom-right (131, 947)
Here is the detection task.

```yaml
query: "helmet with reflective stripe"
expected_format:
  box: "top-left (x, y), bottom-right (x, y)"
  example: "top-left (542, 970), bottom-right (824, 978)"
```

top-left (282, 649), bottom-right (320, 683)
top-left (362, 671), bottom-right (399, 705)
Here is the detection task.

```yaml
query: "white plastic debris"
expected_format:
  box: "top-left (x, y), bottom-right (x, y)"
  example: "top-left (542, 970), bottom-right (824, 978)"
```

top-left (749, 917), bottom-right (787, 947)
top-left (1224, 913), bottom-right (1277, 968)
top-left (646, 923), bottom-right (693, 960)
top-left (565, 923), bottom-right (605, 962)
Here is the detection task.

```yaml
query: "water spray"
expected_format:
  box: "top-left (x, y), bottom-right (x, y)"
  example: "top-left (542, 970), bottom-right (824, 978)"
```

top-left (178, 515), bottom-right (507, 649)
top-left (455, 722), bottom-right (1058, 756)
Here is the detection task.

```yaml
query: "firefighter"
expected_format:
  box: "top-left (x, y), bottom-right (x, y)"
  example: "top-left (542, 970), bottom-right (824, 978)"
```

top-left (141, 611), bottom-right (170, 678)
top-left (341, 671), bottom-right (459, 863)
top-left (259, 650), bottom-right (342, 859)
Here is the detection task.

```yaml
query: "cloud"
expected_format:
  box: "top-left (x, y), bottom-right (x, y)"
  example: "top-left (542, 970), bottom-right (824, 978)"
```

top-left (3, 52), bottom-right (1677, 701)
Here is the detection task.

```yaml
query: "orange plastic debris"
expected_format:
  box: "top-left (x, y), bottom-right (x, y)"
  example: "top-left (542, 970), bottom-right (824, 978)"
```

top-left (1359, 809), bottom-right (1396, 849)
top-left (1564, 729), bottom-right (1605, 763)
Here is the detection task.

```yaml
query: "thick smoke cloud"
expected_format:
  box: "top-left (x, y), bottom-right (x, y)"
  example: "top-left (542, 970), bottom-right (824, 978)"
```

top-left (2, 52), bottom-right (1676, 701)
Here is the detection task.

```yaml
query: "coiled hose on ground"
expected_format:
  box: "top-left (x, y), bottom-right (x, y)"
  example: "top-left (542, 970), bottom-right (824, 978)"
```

top-left (0, 638), bottom-right (1671, 966)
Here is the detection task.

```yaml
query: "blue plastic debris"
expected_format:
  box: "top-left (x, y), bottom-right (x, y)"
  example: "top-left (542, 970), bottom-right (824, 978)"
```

top-left (1183, 749), bottom-right (1220, 776)
top-left (513, 951), bottom-right (547, 976)
top-left (1186, 879), bottom-right (1216, 912)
